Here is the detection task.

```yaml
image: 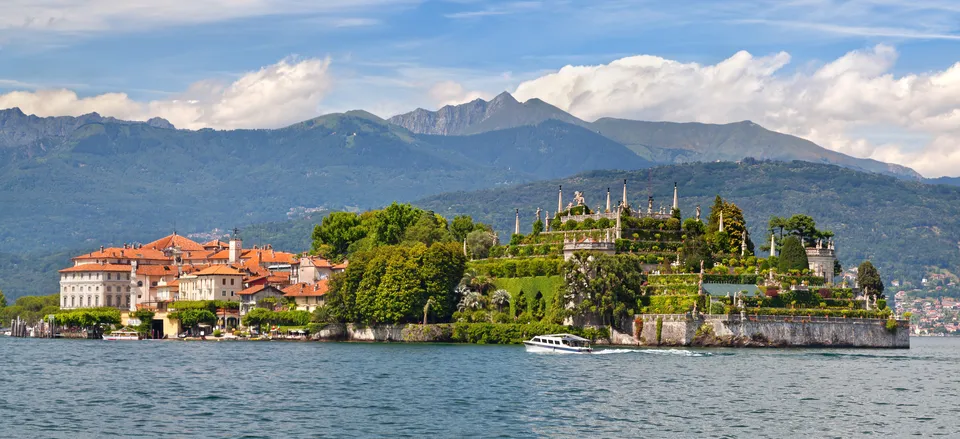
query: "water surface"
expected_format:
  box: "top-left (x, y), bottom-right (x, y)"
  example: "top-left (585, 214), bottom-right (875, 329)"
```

top-left (0, 337), bottom-right (955, 438)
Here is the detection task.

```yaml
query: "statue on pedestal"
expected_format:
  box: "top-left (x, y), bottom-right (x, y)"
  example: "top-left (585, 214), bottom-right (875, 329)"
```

top-left (696, 205), bottom-right (701, 222)
top-left (648, 197), bottom-right (654, 214)
top-left (573, 191), bottom-right (586, 207)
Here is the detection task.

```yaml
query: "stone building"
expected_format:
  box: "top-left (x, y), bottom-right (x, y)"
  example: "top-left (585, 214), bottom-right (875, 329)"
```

top-left (806, 240), bottom-right (838, 285)
top-left (177, 266), bottom-right (245, 301)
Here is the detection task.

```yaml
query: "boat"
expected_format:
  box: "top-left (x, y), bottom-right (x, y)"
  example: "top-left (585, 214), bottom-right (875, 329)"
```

top-left (523, 333), bottom-right (593, 353)
top-left (104, 329), bottom-right (140, 341)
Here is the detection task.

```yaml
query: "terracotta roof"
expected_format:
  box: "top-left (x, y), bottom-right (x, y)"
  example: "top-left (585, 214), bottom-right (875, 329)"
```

top-left (60, 264), bottom-right (132, 273)
top-left (135, 265), bottom-right (179, 277)
top-left (237, 284), bottom-right (267, 296)
top-left (73, 247), bottom-right (170, 261)
top-left (144, 233), bottom-right (205, 252)
top-left (192, 265), bottom-right (243, 276)
top-left (203, 239), bottom-right (227, 248)
top-left (283, 280), bottom-right (329, 298)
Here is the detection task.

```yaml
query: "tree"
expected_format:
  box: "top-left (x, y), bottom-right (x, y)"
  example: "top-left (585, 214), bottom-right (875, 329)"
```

top-left (242, 308), bottom-right (272, 333)
top-left (0, 289), bottom-right (6, 308)
top-left (458, 291), bottom-right (483, 312)
top-left (786, 214), bottom-right (819, 246)
top-left (681, 235), bottom-right (714, 272)
top-left (778, 236), bottom-right (809, 272)
top-left (561, 252), bottom-right (643, 328)
top-left (768, 216), bottom-right (788, 239)
top-left (311, 211), bottom-right (365, 262)
top-left (491, 289), bottom-right (511, 313)
top-left (449, 215), bottom-right (476, 243)
top-left (402, 211), bottom-right (453, 246)
top-left (858, 261), bottom-right (885, 299)
top-left (532, 219), bottom-right (544, 236)
top-left (369, 202), bottom-right (422, 247)
top-left (465, 230), bottom-right (495, 259)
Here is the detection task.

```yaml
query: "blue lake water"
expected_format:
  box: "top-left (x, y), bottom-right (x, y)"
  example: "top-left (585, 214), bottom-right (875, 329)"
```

top-left (0, 337), bottom-right (957, 438)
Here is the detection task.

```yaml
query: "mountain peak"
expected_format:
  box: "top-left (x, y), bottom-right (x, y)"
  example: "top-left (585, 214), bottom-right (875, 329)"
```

top-left (490, 91), bottom-right (519, 105)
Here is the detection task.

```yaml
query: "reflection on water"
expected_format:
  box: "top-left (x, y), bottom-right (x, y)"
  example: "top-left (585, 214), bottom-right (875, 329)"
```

top-left (0, 337), bottom-right (955, 438)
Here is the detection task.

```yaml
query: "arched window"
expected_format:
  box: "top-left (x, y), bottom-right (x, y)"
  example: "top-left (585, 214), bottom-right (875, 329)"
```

top-left (71, 296), bottom-right (75, 307)
top-left (95, 296), bottom-right (99, 306)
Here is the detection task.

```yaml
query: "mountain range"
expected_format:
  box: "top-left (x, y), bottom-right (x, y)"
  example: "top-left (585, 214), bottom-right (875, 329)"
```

top-left (0, 94), bottom-right (955, 298)
top-left (390, 92), bottom-right (922, 179)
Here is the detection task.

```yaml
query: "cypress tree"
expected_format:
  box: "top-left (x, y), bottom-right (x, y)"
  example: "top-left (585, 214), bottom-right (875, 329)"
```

top-left (857, 261), bottom-right (885, 299)
top-left (778, 236), bottom-right (808, 272)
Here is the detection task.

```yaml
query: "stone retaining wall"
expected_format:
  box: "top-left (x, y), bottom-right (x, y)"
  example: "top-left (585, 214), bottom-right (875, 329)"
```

top-left (629, 314), bottom-right (909, 348)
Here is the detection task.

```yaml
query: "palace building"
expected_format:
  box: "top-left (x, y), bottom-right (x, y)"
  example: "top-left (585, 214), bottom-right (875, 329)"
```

top-left (58, 232), bottom-right (345, 311)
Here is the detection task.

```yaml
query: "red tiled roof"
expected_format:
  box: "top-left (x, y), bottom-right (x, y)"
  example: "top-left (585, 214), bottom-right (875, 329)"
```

top-left (60, 264), bottom-right (132, 273)
top-left (135, 265), bottom-right (179, 277)
top-left (283, 280), bottom-right (329, 298)
top-left (144, 233), bottom-right (206, 252)
top-left (192, 265), bottom-right (243, 276)
top-left (237, 284), bottom-right (267, 296)
top-left (73, 247), bottom-right (170, 261)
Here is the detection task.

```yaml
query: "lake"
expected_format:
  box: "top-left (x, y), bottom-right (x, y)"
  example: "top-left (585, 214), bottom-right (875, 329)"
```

top-left (0, 337), bottom-right (956, 438)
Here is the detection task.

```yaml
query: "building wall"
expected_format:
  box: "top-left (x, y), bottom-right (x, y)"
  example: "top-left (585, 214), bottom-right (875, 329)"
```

top-left (179, 274), bottom-right (243, 301)
top-left (59, 271), bottom-right (132, 310)
top-left (294, 296), bottom-right (325, 312)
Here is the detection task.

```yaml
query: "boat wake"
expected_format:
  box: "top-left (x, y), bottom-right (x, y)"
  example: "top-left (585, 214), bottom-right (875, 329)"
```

top-left (592, 348), bottom-right (710, 357)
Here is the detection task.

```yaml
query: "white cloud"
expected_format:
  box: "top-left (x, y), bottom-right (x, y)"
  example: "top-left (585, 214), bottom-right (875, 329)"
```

top-left (0, 0), bottom-right (412, 33)
top-left (513, 45), bottom-right (960, 177)
top-left (0, 57), bottom-right (332, 130)
top-left (428, 81), bottom-right (489, 107)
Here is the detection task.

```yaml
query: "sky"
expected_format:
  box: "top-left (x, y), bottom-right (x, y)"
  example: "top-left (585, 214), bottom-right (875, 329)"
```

top-left (1, 0), bottom-right (960, 177)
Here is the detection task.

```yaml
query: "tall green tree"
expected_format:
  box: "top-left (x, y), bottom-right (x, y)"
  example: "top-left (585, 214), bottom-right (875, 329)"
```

top-left (857, 261), bottom-right (885, 299)
top-left (681, 235), bottom-right (714, 272)
top-left (311, 211), bottom-right (366, 262)
top-left (0, 289), bottom-right (6, 308)
top-left (562, 253), bottom-right (643, 328)
top-left (449, 215), bottom-right (476, 243)
top-left (786, 214), bottom-right (819, 246)
top-left (369, 203), bottom-right (422, 247)
top-left (465, 230), bottom-right (496, 259)
top-left (778, 236), bottom-right (809, 272)
top-left (403, 211), bottom-right (453, 246)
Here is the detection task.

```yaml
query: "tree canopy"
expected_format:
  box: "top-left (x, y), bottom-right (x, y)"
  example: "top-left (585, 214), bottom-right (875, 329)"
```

top-left (324, 241), bottom-right (467, 324)
top-left (858, 261), bottom-right (885, 298)
top-left (778, 236), bottom-right (809, 272)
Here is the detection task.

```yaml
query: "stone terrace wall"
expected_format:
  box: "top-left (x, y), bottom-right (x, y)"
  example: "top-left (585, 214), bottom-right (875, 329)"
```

top-left (629, 314), bottom-right (909, 348)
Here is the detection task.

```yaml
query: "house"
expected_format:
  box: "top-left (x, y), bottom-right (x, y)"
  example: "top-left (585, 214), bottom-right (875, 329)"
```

top-left (237, 284), bottom-right (287, 315)
top-left (178, 266), bottom-right (244, 301)
top-left (283, 280), bottom-right (329, 312)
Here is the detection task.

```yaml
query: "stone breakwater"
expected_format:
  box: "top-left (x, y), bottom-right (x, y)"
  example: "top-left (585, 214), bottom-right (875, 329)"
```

top-left (630, 314), bottom-right (910, 348)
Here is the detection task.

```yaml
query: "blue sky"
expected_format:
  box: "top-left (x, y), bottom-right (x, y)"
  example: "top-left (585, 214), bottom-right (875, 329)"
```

top-left (2, 0), bottom-right (960, 176)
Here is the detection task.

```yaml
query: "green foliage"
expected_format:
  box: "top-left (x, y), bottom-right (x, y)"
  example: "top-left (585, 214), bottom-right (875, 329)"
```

top-left (778, 236), bottom-right (808, 272)
top-left (170, 309), bottom-right (217, 329)
top-left (656, 317), bottom-right (663, 344)
top-left (857, 260), bottom-right (885, 299)
top-left (0, 289), bottom-right (6, 308)
top-left (562, 253), bottom-right (644, 328)
top-left (885, 318), bottom-right (898, 332)
top-left (450, 215), bottom-right (478, 243)
top-left (469, 258), bottom-right (563, 278)
top-left (327, 242), bottom-right (466, 324)
top-left (640, 295), bottom-right (701, 314)
top-left (55, 307), bottom-right (121, 328)
top-left (0, 293), bottom-right (60, 324)
top-left (213, 329), bottom-right (222, 337)
top-left (465, 230), bottom-right (496, 259)
top-left (681, 235), bottom-right (714, 272)
top-left (310, 211), bottom-right (365, 262)
top-left (131, 309), bottom-right (155, 336)
top-left (532, 219), bottom-right (544, 236)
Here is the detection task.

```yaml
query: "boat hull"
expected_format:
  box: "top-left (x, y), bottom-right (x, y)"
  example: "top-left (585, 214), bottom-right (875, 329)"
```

top-left (103, 335), bottom-right (140, 341)
top-left (523, 342), bottom-right (592, 353)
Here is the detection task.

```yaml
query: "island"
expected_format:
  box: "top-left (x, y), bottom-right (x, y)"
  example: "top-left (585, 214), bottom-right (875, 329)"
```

top-left (3, 180), bottom-right (908, 348)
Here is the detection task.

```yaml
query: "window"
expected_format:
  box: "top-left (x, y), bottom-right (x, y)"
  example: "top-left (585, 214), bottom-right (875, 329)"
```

top-left (230, 279), bottom-right (235, 286)
top-left (107, 296), bottom-right (112, 307)
top-left (107, 286), bottom-right (111, 292)
top-left (230, 291), bottom-right (234, 297)
top-left (107, 273), bottom-right (112, 280)
top-left (71, 296), bottom-right (75, 307)
top-left (71, 286), bottom-right (75, 292)
top-left (95, 296), bottom-right (99, 306)
top-left (222, 278), bottom-right (226, 285)
top-left (222, 291), bottom-right (226, 297)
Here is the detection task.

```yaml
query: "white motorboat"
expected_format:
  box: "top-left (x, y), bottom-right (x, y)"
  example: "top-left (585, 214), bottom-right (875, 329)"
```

top-left (104, 329), bottom-right (140, 341)
top-left (523, 333), bottom-right (593, 353)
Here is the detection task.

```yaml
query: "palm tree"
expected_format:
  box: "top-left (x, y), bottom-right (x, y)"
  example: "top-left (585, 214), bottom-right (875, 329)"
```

top-left (458, 291), bottom-right (483, 312)
top-left (491, 289), bottom-right (511, 313)
top-left (423, 297), bottom-right (436, 326)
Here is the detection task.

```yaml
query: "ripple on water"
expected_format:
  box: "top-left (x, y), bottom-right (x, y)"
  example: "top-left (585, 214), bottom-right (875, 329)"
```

top-left (0, 337), bottom-right (957, 437)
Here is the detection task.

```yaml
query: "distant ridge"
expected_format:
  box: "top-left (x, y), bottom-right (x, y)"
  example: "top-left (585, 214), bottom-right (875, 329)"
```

top-left (388, 93), bottom-right (923, 180)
